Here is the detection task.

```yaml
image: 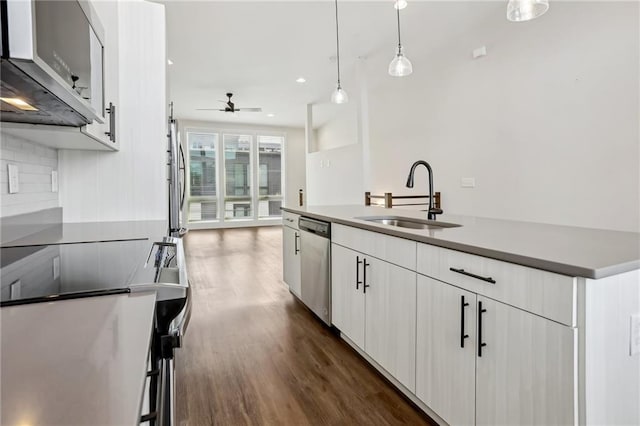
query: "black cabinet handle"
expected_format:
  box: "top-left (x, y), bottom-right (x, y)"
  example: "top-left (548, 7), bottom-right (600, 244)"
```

top-left (294, 232), bottom-right (300, 254)
top-left (460, 295), bottom-right (470, 348)
top-left (140, 412), bottom-right (157, 423)
top-left (104, 102), bottom-right (116, 142)
top-left (363, 259), bottom-right (370, 293)
top-left (356, 256), bottom-right (363, 290)
top-left (450, 267), bottom-right (496, 284)
top-left (478, 301), bottom-right (487, 357)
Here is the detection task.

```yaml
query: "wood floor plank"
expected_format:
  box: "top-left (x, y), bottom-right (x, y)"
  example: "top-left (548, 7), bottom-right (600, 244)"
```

top-left (176, 226), bottom-right (435, 426)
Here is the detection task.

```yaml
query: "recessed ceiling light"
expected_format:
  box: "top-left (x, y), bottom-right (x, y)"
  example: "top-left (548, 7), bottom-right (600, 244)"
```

top-left (296, 77), bottom-right (306, 83)
top-left (167, 59), bottom-right (174, 65)
top-left (267, 113), bottom-right (275, 117)
top-left (394, 0), bottom-right (407, 10)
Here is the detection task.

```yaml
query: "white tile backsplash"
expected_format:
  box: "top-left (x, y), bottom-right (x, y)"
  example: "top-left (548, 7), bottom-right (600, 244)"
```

top-left (0, 133), bottom-right (59, 217)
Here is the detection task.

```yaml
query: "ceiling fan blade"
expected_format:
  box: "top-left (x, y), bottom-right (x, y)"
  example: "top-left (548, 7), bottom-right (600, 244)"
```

top-left (236, 108), bottom-right (263, 112)
top-left (196, 108), bottom-right (226, 111)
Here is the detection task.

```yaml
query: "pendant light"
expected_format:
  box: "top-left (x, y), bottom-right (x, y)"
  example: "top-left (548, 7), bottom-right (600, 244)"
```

top-left (506, 0), bottom-right (549, 22)
top-left (388, 2), bottom-right (412, 77)
top-left (331, 0), bottom-right (348, 104)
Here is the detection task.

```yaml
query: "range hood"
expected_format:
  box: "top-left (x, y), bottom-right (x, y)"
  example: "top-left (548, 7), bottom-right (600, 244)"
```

top-left (0, 0), bottom-right (105, 127)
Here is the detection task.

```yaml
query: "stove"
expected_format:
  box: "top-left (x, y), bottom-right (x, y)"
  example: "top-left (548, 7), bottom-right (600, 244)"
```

top-left (0, 236), bottom-right (190, 426)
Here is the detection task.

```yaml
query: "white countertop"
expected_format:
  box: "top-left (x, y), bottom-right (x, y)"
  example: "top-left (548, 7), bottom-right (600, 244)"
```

top-left (1, 292), bottom-right (157, 426)
top-left (283, 205), bottom-right (640, 279)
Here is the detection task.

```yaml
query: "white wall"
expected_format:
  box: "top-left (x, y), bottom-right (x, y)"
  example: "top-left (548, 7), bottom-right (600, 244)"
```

top-left (59, 0), bottom-right (167, 223)
top-left (0, 134), bottom-right (58, 217)
top-left (314, 102), bottom-right (358, 152)
top-left (318, 1), bottom-right (639, 232)
top-left (306, 143), bottom-right (364, 206)
top-left (178, 119), bottom-right (306, 210)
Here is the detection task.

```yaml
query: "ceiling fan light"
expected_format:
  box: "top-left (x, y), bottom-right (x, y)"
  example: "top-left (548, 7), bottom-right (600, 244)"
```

top-left (331, 85), bottom-right (349, 104)
top-left (507, 0), bottom-right (549, 22)
top-left (388, 49), bottom-right (413, 77)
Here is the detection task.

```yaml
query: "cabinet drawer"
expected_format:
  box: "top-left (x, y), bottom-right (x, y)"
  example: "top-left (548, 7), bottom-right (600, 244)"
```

top-left (332, 224), bottom-right (416, 270)
top-left (282, 211), bottom-right (300, 230)
top-left (417, 243), bottom-right (576, 326)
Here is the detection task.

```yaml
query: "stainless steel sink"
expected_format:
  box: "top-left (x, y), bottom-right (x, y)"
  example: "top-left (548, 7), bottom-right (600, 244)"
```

top-left (356, 215), bottom-right (462, 230)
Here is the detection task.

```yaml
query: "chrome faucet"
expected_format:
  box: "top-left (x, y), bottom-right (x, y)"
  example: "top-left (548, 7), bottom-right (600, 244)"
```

top-left (406, 160), bottom-right (443, 220)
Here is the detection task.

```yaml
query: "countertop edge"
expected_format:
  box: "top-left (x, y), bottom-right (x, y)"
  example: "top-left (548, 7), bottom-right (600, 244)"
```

top-left (282, 207), bottom-right (639, 279)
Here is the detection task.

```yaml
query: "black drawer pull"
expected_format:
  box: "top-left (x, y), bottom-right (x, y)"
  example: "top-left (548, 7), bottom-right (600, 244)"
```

top-left (460, 295), bottom-right (469, 348)
top-left (363, 259), bottom-right (370, 293)
top-left (450, 267), bottom-right (496, 284)
top-left (294, 232), bottom-right (300, 254)
top-left (356, 256), bottom-right (363, 290)
top-left (478, 301), bottom-right (487, 357)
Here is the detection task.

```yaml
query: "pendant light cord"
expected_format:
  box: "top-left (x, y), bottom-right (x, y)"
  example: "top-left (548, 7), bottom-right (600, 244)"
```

top-left (396, 6), bottom-right (402, 50)
top-left (334, 0), bottom-right (342, 86)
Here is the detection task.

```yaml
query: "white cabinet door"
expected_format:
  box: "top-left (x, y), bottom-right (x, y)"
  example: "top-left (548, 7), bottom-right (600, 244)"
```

top-left (416, 275), bottom-right (476, 426)
top-left (83, 0), bottom-right (119, 149)
top-left (364, 257), bottom-right (417, 392)
top-left (476, 297), bottom-right (576, 426)
top-left (282, 226), bottom-right (301, 296)
top-left (331, 243), bottom-right (365, 350)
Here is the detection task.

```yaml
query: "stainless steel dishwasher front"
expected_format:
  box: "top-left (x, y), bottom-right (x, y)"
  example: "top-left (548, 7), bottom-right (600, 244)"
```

top-left (298, 217), bottom-right (331, 325)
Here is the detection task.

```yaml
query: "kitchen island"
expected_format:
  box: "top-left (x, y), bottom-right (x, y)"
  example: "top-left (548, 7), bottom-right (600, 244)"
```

top-left (282, 205), bottom-right (640, 426)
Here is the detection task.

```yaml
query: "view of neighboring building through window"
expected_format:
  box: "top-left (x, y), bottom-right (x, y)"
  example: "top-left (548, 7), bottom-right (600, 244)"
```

top-left (188, 132), bottom-right (217, 222)
top-left (185, 129), bottom-right (284, 225)
top-left (223, 134), bottom-right (252, 220)
top-left (258, 136), bottom-right (283, 218)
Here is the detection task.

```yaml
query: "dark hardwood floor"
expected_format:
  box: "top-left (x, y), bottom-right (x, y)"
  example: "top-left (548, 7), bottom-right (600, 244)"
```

top-left (176, 226), bottom-right (434, 426)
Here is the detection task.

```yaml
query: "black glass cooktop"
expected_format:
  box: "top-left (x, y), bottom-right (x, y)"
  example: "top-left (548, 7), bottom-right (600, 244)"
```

top-left (0, 239), bottom-right (151, 306)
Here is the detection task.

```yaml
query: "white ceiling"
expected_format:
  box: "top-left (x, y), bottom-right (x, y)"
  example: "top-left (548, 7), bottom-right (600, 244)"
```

top-left (160, 1), bottom-right (502, 128)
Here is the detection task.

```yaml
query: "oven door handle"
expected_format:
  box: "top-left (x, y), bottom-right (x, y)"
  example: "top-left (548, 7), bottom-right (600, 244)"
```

top-left (169, 282), bottom-right (192, 347)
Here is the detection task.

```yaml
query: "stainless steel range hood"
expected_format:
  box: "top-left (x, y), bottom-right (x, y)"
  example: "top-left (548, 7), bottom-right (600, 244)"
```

top-left (0, 0), bottom-right (105, 127)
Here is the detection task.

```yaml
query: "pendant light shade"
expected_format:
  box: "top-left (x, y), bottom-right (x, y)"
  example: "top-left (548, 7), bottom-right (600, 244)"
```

top-left (507, 0), bottom-right (549, 22)
top-left (331, 86), bottom-right (349, 104)
top-left (389, 47), bottom-right (413, 77)
top-left (331, 0), bottom-right (348, 104)
top-left (389, 4), bottom-right (412, 77)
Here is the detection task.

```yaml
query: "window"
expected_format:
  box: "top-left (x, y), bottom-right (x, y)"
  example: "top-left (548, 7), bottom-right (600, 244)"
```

top-left (187, 133), bottom-right (218, 222)
top-left (223, 134), bottom-right (252, 220)
top-left (257, 135), bottom-right (283, 218)
top-left (185, 129), bottom-right (285, 226)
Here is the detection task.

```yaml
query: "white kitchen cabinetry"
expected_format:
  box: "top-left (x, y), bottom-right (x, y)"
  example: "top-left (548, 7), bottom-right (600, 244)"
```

top-left (416, 274), bottom-right (576, 426)
top-left (475, 296), bottom-right (576, 426)
top-left (82, 0), bottom-right (119, 150)
top-left (331, 223), bottom-right (417, 392)
top-left (331, 243), bottom-right (365, 349)
top-left (282, 212), bottom-right (301, 296)
top-left (416, 275), bottom-right (476, 426)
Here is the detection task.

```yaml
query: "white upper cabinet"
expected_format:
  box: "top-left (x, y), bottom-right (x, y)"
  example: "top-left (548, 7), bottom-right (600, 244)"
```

top-left (81, 0), bottom-right (119, 150)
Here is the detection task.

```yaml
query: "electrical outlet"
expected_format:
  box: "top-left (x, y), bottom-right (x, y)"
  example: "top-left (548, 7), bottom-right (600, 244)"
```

top-left (461, 177), bottom-right (476, 188)
top-left (631, 314), bottom-right (640, 356)
top-left (51, 171), bottom-right (58, 193)
top-left (8, 164), bottom-right (19, 193)
top-left (10, 280), bottom-right (21, 300)
top-left (53, 256), bottom-right (60, 280)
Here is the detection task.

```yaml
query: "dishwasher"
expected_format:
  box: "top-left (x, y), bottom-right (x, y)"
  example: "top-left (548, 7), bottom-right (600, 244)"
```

top-left (298, 217), bottom-right (331, 326)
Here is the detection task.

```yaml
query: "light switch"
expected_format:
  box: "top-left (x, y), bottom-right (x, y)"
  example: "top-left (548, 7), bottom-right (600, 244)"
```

top-left (461, 177), bottom-right (476, 188)
top-left (8, 164), bottom-right (19, 193)
top-left (631, 314), bottom-right (640, 356)
top-left (10, 280), bottom-right (21, 300)
top-left (53, 256), bottom-right (60, 280)
top-left (51, 171), bottom-right (58, 193)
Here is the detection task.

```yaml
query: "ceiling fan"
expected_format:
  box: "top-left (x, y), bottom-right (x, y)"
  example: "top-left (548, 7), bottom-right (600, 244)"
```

top-left (196, 93), bottom-right (262, 113)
